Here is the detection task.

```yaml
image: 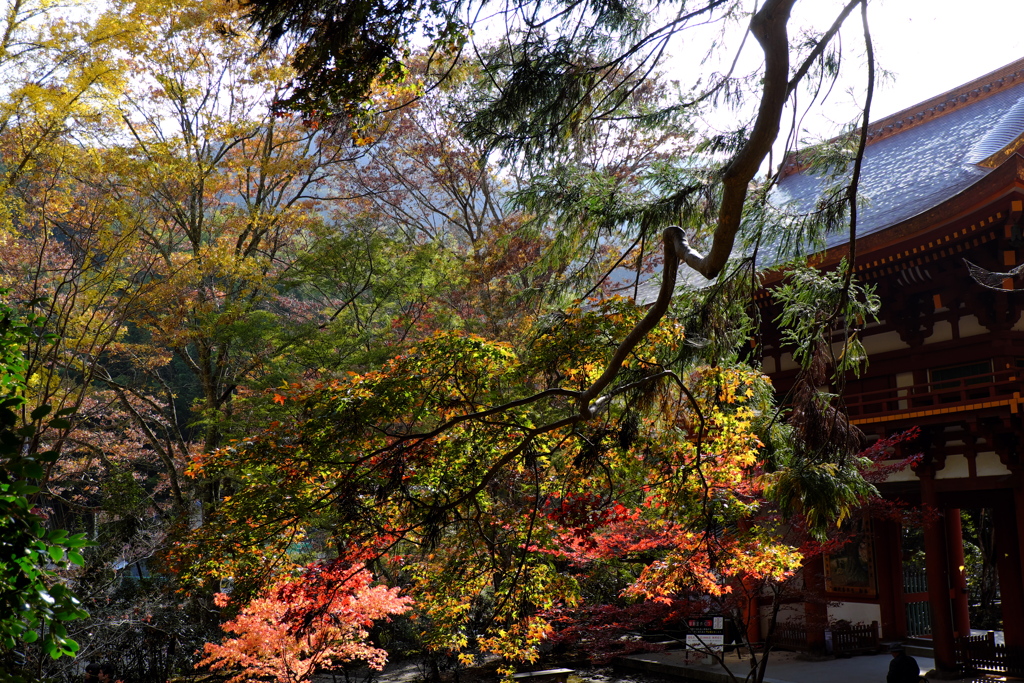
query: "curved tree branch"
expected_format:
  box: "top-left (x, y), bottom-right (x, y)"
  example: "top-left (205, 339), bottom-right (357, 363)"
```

top-left (679, 0), bottom-right (797, 279)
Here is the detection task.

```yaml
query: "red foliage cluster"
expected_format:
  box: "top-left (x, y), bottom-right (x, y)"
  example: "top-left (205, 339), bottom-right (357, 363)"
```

top-left (198, 557), bottom-right (411, 683)
top-left (543, 599), bottom-right (707, 663)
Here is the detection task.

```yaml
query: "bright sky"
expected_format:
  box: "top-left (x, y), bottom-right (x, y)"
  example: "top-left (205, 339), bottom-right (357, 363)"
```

top-left (867, 0), bottom-right (1024, 118)
top-left (798, 0), bottom-right (1024, 136)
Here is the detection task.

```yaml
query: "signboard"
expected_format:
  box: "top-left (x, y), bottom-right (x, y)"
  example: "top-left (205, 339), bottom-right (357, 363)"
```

top-left (685, 634), bottom-right (724, 651)
top-left (685, 616), bottom-right (724, 633)
top-left (824, 516), bottom-right (878, 598)
top-left (684, 616), bottom-right (725, 652)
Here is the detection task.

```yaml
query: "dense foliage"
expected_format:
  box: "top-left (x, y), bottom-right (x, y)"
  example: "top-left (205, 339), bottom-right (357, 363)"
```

top-left (0, 0), bottom-right (900, 681)
top-left (0, 300), bottom-right (91, 681)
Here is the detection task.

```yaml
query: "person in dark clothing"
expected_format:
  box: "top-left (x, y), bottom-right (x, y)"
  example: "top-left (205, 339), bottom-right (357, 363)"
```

top-left (887, 644), bottom-right (920, 683)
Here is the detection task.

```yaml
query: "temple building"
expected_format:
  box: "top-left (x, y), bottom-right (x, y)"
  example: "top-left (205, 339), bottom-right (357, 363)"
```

top-left (760, 58), bottom-right (1024, 674)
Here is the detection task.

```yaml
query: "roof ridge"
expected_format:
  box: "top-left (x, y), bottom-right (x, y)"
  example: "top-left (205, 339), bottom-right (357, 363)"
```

top-left (864, 56), bottom-right (1024, 145)
top-left (779, 57), bottom-right (1024, 179)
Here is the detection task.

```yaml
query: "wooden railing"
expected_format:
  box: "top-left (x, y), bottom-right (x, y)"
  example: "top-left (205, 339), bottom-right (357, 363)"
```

top-left (832, 621), bottom-right (880, 655)
top-left (957, 632), bottom-right (1024, 677)
top-left (843, 369), bottom-right (1021, 422)
top-left (770, 623), bottom-right (807, 651)
top-left (768, 622), bottom-right (879, 655)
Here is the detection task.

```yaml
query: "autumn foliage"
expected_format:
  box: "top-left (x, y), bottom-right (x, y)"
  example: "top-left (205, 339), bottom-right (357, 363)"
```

top-left (176, 299), bottom-right (815, 668)
top-left (198, 559), bottom-right (411, 683)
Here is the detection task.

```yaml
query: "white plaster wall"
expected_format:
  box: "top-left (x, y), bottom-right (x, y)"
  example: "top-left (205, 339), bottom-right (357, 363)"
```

top-left (828, 602), bottom-right (881, 627)
top-left (936, 454), bottom-right (971, 480)
top-left (1014, 315), bottom-right (1024, 332)
top-left (958, 314), bottom-right (988, 338)
top-left (763, 356), bottom-right (776, 374)
top-left (883, 461), bottom-right (919, 483)
top-left (862, 331), bottom-right (910, 355)
top-left (924, 320), bottom-right (954, 344)
top-left (895, 371), bottom-right (914, 410)
top-left (779, 352), bottom-right (799, 372)
top-left (763, 603), bottom-right (805, 638)
top-left (884, 452), bottom-right (1010, 481)
top-left (975, 451), bottom-right (1012, 476)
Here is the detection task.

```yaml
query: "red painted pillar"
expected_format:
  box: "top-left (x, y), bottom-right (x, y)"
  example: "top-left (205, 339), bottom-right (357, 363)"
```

top-left (995, 497), bottom-right (1024, 648)
top-left (735, 519), bottom-right (762, 645)
top-left (945, 508), bottom-right (971, 638)
top-left (1014, 475), bottom-right (1024, 633)
top-left (803, 553), bottom-right (828, 654)
top-left (740, 578), bottom-right (762, 645)
top-left (874, 517), bottom-right (906, 640)
top-left (920, 470), bottom-right (957, 674)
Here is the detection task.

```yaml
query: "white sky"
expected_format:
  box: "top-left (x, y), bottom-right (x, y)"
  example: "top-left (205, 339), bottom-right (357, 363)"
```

top-left (796, 0), bottom-right (1024, 137)
top-left (864, 0), bottom-right (1024, 118)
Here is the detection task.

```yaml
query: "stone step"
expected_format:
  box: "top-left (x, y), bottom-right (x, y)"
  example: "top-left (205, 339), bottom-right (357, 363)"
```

top-left (905, 645), bottom-right (933, 658)
top-left (903, 638), bottom-right (934, 659)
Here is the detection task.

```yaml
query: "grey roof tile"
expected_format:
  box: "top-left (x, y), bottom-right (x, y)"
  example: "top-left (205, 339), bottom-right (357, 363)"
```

top-left (633, 74), bottom-right (1024, 306)
top-left (773, 81), bottom-right (1024, 249)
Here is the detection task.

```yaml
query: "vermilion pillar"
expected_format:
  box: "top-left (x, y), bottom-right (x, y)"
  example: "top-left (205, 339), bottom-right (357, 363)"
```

top-left (995, 497), bottom-right (1024, 647)
top-left (920, 470), bottom-right (957, 674)
top-left (1014, 476), bottom-right (1024, 642)
top-left (803, 553), bottom-right (828, 654)
top-left (874, 518), bottom-right (906, 640)
top-left (740, 578), bottom-right (762, 645)
top-left (945, 508), bottom-right (971, 638)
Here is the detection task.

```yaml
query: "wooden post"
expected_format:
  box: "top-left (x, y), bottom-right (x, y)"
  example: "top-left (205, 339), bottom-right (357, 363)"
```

top-left (874, 517), bottom-right (905, 640)
top-left (994, 497), bottom-right (1024, 647)
top-left (920, 470), bottom-right (957, 674)
top-left (803, 553), bottom-right (828, 655)
top-left (945, 507), bottom-right (971, 638)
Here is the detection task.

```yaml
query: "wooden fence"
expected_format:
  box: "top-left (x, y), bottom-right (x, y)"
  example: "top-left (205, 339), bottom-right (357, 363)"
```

top-left (957, 632), bottom-right (1024, 677)
top-left (769, 621), bottom-right (879, 655)
top-left (832, 622), bottom-right (880, 655)
top-left (770, 623), bottom-right (808, 652)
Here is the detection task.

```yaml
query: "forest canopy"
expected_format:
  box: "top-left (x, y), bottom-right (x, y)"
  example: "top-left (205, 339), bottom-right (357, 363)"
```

top-left (0, 0), bottom-right (898, 681)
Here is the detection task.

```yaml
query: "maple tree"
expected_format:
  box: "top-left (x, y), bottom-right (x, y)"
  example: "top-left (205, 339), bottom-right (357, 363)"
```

top-left (236, 0), bottom-right (885, 518)
top-left (0, 0), bottom-right (906, 679)
top-left (198, 557), bottom-right (411, 683)
top-left (175, 290), bottom-right (849, 674)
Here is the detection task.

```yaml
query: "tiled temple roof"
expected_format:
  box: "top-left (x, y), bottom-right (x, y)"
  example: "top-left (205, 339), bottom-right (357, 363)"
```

top-left (632, 58), bottom-right (1024, 304)
top-left (775, 57), bottom-right (1024, 249)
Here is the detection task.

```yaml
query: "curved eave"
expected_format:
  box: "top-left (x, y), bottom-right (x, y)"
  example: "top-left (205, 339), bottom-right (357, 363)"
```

top-left (762, 152), bottom-right (1024, 286)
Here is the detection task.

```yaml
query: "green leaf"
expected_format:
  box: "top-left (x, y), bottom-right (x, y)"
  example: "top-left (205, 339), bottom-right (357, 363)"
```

top-left (22, 459), bottom-right (44, 479)
top-left (48, 546), bottom-right (63, 563)
top-left (36, 449), bottom-right (61, 462)
top-left (66, 533), bottom-right (96, 548)
top-left (10, 481), bottom-right (39, 496)
top-left (30, 404), bottom-right (51, 421)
